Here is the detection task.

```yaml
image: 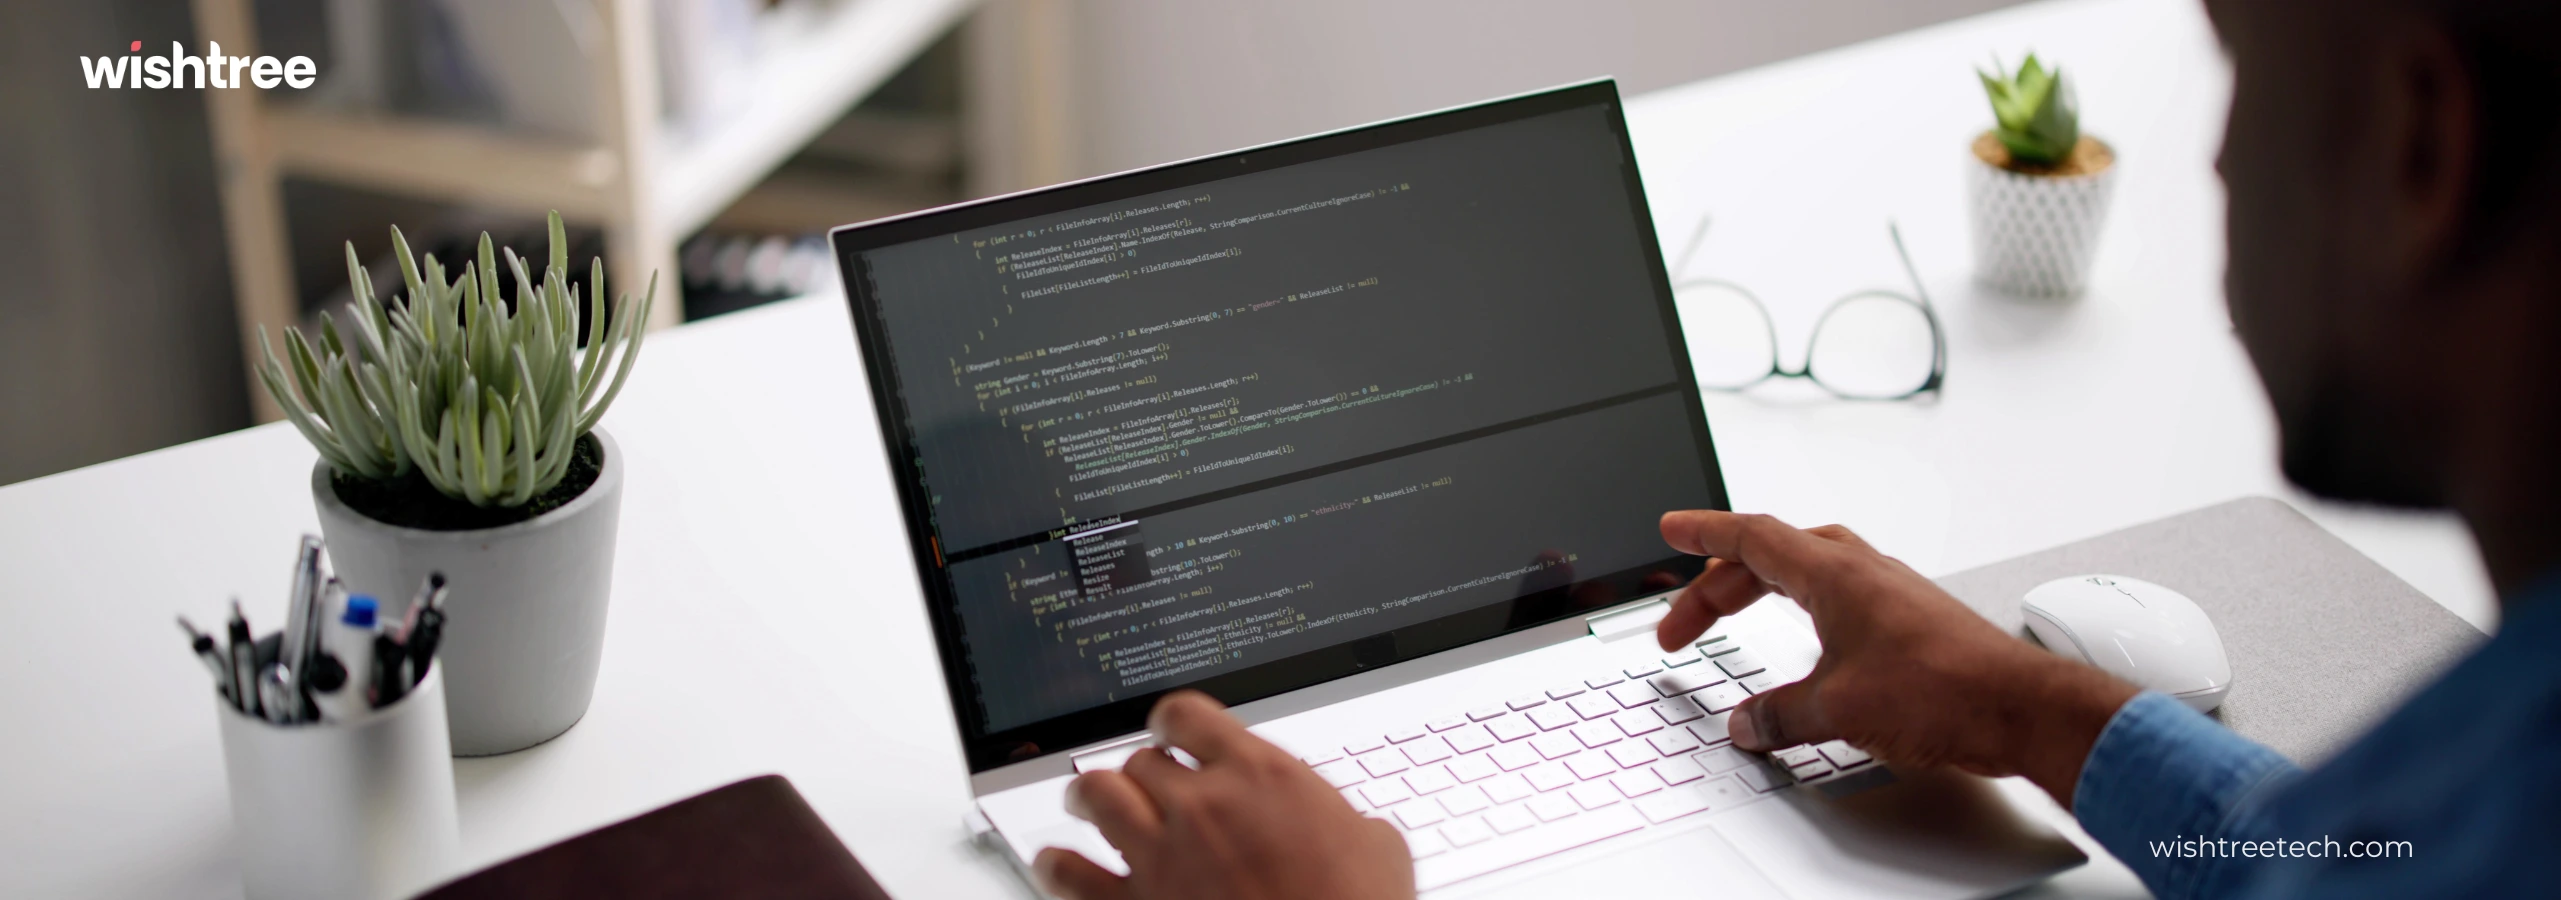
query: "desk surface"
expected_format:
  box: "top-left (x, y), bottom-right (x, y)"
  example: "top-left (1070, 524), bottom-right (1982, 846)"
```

top-left (0, 0), bottom-right (2494, 896)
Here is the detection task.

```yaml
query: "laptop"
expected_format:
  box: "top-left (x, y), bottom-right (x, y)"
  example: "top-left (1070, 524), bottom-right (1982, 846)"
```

top-left (828, 80), bottom-right (2086, 898)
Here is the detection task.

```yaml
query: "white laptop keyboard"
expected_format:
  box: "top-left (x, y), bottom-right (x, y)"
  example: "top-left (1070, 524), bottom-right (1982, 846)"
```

top-left (1290, 634), bottom-right (1883, 892)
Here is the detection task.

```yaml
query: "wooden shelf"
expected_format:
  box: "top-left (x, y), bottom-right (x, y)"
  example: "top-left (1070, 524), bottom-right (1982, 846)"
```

top-left (199, 0), bottom-right (977, 421)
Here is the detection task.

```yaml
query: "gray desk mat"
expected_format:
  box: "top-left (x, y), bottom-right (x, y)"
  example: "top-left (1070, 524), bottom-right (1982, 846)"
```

top-left (1932, 497), bottom-right (2482, 765)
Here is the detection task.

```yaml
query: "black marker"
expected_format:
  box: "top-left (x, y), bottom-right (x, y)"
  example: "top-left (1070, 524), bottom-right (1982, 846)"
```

top-left (226, 599), bottom-right (256, 715)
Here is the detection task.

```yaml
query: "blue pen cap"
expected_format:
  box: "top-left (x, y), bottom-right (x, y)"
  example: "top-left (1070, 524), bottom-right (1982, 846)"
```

top-left (342, 595), bottom-right (378, 628)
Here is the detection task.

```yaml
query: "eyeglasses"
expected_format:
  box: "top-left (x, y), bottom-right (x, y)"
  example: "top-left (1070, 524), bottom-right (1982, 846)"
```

top-left (1667, 217), bottom-right (1947, 400)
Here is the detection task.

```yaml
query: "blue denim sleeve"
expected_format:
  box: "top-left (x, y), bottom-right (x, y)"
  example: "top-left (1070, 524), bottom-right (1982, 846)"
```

top-left (2072, 692), bottom-right (2302, 900)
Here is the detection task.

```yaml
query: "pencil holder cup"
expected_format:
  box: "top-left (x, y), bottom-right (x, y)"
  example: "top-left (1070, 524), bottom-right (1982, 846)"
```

top-left (216, 665), bottom-right (462, 900)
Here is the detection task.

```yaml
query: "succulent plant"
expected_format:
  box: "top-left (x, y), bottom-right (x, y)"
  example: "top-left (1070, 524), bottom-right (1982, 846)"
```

top-left (1978, 53), bottom-right (2079, 166)
top-left (258, 211), bottom-right (654, 508)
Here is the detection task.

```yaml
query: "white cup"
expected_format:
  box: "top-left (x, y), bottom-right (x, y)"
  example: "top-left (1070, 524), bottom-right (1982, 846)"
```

top-left (216, 665), bottom-right (462, 900)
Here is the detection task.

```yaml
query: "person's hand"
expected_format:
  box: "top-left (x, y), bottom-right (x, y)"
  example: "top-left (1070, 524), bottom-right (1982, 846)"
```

top-left (1034, 691), bottom-right (1417, 900)
top-left (1652, 510), bottom-right (2141, 806)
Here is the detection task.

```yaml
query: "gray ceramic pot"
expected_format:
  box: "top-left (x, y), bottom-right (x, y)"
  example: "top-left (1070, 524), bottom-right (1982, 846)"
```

top-left (312, 429), bottom-right (623, 756)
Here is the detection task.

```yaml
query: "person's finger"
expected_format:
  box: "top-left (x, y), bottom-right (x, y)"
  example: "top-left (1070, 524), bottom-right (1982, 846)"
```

top-left (1728, 677), bottom-right (1837, 751)
top-left (1120, 746), bottom-right (1201, 810)
top-left (1658, 511), bottom-right (1836, 597)
top-left (1147, 690), bottom-right (1262, 766)
top-left (1656, 559), bottom-right (1767, 651)
top-left (1064, 769), bottom-right (1164, 851)
top-left (1034, 848), bottom-right (1135, 900)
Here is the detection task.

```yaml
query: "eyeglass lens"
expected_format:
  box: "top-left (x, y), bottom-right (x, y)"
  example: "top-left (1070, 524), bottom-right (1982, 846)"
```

top-left (1807, 293), bottom-right (1937, 399)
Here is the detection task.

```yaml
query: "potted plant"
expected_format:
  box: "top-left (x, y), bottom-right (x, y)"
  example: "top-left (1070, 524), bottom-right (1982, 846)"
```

top-left (258, 211), bottom-right (654, 755)
top-left (1969, 53), bottom-right (2117, 297)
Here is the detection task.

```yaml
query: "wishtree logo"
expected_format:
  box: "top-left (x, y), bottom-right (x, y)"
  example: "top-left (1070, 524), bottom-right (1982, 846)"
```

top-left (81, 41), bottom-right (316, 90)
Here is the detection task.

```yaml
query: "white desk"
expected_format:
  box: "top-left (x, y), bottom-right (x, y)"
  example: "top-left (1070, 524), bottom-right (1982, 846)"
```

top-left (0, 0), bottom-right (2492, 896)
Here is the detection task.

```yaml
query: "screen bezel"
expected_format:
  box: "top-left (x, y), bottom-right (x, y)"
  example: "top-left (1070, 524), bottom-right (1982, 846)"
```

top-left (829, 80), bottom-right (1733, 772)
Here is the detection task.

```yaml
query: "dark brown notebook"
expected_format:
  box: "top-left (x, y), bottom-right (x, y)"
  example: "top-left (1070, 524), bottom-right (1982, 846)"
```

top-left (419, 774), bottom-right (893, 900)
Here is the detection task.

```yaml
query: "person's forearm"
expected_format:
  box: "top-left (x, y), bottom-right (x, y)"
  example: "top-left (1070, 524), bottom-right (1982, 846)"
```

top-left (2073, 692), bottom-right (2302, 900)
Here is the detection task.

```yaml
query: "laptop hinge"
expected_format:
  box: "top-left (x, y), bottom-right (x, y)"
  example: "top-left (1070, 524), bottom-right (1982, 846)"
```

top-left (1585, 597), bottom-right (1673, 642)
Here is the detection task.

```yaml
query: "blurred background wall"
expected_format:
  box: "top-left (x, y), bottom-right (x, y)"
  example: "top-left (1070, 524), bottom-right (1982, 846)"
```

top-left (0, 0), bottom-right (2018, 487)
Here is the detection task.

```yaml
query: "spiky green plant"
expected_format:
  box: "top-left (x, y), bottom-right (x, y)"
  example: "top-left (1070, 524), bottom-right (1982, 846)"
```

top-left (258, 211), bottom-right (654, 509)
top-left (1978, 53), bottom-right (2079, 165)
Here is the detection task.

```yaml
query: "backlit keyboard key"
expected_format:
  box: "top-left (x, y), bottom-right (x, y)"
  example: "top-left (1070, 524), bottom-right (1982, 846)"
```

top-left (1740, 671), bottom-right (1783, 694)
top-left (1610, 769), bottom-right (1665, 798)
top-left (1688, 712), bottom-right (1733, 747)
top-left (1738, 760), bottom-right (1789, 793)
top-left (1662, 648), bottom-right (1703, 668)
top-left (1584, 673), bottom-right (1626, 690)
top-left (1387, 726), bottom-right (1430, 745)
top-left (1545, 684), bottom-right (1586, 701)
top-left (1357, 749), bottom-right (1411, 778)
top-left (1610, 710), bottom-right (1664, 738)
top-left (1653, 696), bottom-right (1706, 725)
top-left (1567, 695), bottom-right (1619, 720)
top-left (1565, 754), bottom-right (1618, 781)
top-left (1482, 773), bottom-right (1534, 804)
top-left (1524, 763), bottom-right (1577, 793)
top-left (1405, 827), bottom-right (1450, 860)
top-left (1527, 705), bottom-right (1580, 731)
top-left (1787, 757), bottom-right (1835, 779)
top-left (1647, 729), bottom-right (1702, 757)
top-left (1570, 722), bottom-right (1623, 748)
top-left (1607, 683), bottom-right (1660, 708)
top-left (1622, 661), bottom-right (1665, 680)
top-left (1817, 740), bottom-right (1874, 768)
top-left (1773, 746), bottom-right (1824, 768)
top-left (1447, 754), bottom-right (1499, 783)
top-left (1489, 743), bottom-right (1540, 771)
top-left (1403, 738), bottom-right (1455, 766)
top-left (1649, 666), bottom-right (1729, 697)
top-left (1438, 785), bottom-right (1491, 816)
top-left (1300, 746), bottom-right (1345, 766)
top-left (1344, 736), bottom-right (1385, 756)
top-left (1468, 706), bottom-right (1509, 722)
top-left (1696, 746), bottom-right (1750, 774)
top-left (1700, 638), bottom-right (1739, 656)
top-left (1509, 695), bottom-right (1550, 711)
top-left (1486, 715), bottom-right (1539, 743)
top-left (1530, 732), bottom-right (1581, 760)
top-left (1606, 743), bottom-right (1657, 769)
top-left (1395, 802), bottom-right (1448, 830)
top-left (1405, 765), bottom-right (1457, 796)
top-left (1358, 779), bottom-right (1413, 808)
top-left (1427, 716), bottom-right (1469, 733)
top-left (1315, 760), bottom-right (1367, 788)
top-left (1696, 683), bottom-right (1750, 713)
top-left (1569, 782), bottom-right (1623, 810)
top-left (1486, 804), bottom-right (1539, 834)
top-left (1527, 793), bottom-right (1580, 822)
top-left (1634, 782), bottom-right (1714, 824)
top-left (1716, 650), bottom-right (1770, 679)
top-left (1440, 816), bottom-right (1495, 848)
top-left (1444, 724), bottom-right (1497, 754)
top-left (1652, 755), bottom-right (1707, 785)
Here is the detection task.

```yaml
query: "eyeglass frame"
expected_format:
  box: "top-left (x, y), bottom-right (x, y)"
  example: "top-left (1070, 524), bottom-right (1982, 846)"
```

top-left (1666, 216), bottom-right (1948, 400)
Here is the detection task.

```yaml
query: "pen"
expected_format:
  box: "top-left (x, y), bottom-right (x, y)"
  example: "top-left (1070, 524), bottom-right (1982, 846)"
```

top-left (178, 616), bottom-right (233, 703)
top-left (395, 572), bottom-right (444, 641)
top-left (371, 632), bottom-right (408, 707)
top-left (227, 600), bottom-right (256, 715)
top-left (405, 598), bottom-right (445, 689)
top-left (280, 536), bottom-right (324, 720)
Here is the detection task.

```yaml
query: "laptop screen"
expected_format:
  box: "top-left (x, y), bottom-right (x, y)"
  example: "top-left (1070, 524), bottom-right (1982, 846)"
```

top-left (831, 82), bottom-right (1729, 771)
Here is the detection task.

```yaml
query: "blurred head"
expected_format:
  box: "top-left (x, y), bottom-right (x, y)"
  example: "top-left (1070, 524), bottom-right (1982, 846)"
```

top-left (2208, 0), bottom-right (2561, 509)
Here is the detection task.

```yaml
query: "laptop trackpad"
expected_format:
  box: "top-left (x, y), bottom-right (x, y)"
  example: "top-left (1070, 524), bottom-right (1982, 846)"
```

top-left (1712, 768), bottom-right (2088, 900)
top-left (1454, 820), bottom-right (1786, 900)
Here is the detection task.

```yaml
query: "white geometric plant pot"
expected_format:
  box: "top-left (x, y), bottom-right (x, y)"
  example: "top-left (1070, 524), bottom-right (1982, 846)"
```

top-left (1968, 139), bottom-right (2117, 297)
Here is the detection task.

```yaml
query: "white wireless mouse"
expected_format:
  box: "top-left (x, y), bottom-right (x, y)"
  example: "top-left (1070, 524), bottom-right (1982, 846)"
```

top-left (2021, 575), bottom-right (2232, 711)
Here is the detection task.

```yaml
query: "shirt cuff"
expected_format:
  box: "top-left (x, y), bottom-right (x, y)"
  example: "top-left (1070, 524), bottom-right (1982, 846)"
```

top-left (2073, 691), bottom-right (2301, 900)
